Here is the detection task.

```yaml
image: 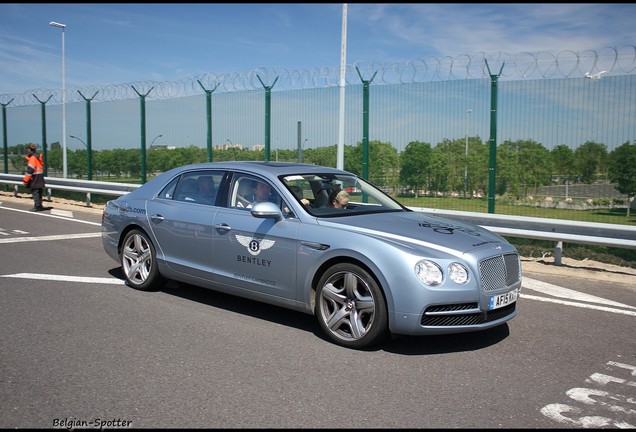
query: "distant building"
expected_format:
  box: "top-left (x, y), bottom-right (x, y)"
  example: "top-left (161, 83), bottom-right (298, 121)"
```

top-left (214, 143), bottom-right (244, 151)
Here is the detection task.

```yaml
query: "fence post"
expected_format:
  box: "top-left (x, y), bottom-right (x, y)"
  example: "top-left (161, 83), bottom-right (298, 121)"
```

top-left (356, 67), bottom-right (377, 182)
top-left (131, 86), bottom-right (154, 184)
top-left (554, 241), bottom-right (563, 266)
top-left (197, 80), bottom-right (220, 162)
top-left (485, 60), bottom-right (505, 214)
top-left (78, 91), bottom-right (98, 180)
top-left (257, 75), bottom-right (279, 162)
top-left (1, 99), bottom-right (14, 175)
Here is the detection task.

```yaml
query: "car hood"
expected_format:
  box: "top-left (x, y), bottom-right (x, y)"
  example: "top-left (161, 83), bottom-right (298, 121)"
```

top-left (318, 211), bottom-right (510, 256)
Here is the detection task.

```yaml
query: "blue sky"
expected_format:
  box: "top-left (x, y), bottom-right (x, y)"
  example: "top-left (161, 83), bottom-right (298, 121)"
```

top-left (1, 3), bottom-right (635, 94)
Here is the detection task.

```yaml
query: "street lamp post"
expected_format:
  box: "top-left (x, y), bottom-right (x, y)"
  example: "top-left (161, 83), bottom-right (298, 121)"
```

top-left (226, 139), bottom-right (238, 160)
top-left (69, 134), bottom-right (91, 179)
top-left (69, 134), bottom-right (86, 147)
top-left (50, 21), bottom-right (67, 178)
top-left (464, 108), bottom-right (472, 197)
top-left (149, 134), bottom-right (163, 149)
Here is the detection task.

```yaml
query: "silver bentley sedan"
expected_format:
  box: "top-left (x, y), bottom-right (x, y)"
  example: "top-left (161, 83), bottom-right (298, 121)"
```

top-left (102, 161), bottom-right (522, 349)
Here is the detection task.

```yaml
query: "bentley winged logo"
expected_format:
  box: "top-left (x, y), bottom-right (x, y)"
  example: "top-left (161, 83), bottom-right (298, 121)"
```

top-left (235, 234), bottom-right (276, 256)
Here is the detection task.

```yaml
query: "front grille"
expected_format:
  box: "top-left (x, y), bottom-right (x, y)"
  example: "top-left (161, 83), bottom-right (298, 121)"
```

top-left (479, 253), bottom-right (521, 292)
top-left (421, 303), bottom-right (516, 326)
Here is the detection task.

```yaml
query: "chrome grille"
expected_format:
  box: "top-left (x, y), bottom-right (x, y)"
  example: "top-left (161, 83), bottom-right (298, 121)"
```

top-left (421, 303), bottom-right (516, 326)
top-left (479, 253), bottom-right (521, 292)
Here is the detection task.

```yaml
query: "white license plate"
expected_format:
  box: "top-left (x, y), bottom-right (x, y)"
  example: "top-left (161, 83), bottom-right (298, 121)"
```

top-left (489, 290), bottom-right (518, 310)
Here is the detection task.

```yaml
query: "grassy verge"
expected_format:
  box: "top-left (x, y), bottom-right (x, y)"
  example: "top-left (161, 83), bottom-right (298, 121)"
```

top-left (505, 238), bottom-right (636, 269)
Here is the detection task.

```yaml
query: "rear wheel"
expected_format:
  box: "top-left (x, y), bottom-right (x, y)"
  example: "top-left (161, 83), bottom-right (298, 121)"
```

top-left (315, 263), bottom-right (388, 349)
top-left (120, 229), bottom-right (163, 291)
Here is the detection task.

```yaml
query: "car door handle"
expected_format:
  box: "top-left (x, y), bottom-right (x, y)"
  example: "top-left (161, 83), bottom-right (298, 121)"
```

top-left (150, 214), bottom-right (164, 223)
top-left (214, 223), bottom-right (231, 231)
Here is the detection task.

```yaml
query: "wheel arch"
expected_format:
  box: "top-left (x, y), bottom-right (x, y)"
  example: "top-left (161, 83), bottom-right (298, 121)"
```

top-left (309, 255), bottom-right (391, 316)
top-left (117, 224), bottom-right (152, 257)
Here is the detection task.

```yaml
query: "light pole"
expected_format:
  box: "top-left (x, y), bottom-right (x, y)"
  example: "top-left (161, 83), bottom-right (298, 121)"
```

top-left (50, 21), bottom-right (67, 178)
top-left (69, 134), bottom-right (86, 148)
top-left (465, 108), bottom-right (472, 197)
top-left (70, 134), bottom-right (92, 179)
top-left (226, 139), bottom-right (237, 160)
top-left (149, 134), bottom-right (163, 149)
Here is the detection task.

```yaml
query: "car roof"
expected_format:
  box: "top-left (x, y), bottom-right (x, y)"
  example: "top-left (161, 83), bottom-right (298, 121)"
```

top-left (167, 161), bottom-right (351, 178)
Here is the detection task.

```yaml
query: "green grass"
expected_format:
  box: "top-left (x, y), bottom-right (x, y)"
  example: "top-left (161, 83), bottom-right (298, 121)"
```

top-left (397, 196), bottom-right (636, 226)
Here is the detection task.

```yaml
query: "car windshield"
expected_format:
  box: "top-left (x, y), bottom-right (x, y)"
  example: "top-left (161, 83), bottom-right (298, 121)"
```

top-left (280, 173), bottom-right (406, 217)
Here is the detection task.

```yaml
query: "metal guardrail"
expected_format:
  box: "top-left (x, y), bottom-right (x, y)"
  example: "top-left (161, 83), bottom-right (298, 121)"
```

top-left (409, 207), bottom-right (636, 264)
top-left (2, 174), bottom-right (635, 264)
top-left (0, 174), bottom-right (139, 207)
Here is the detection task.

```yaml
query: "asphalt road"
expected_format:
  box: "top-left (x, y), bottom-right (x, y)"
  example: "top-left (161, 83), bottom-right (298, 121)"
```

top-left (1, 197), bottom-right (634, 429)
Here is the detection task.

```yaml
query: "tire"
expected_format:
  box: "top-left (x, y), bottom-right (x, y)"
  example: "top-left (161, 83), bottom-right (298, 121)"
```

top-left (120, 229), bottom-right (163, 291)
top-left (315, 263), bottom-right (388, 349)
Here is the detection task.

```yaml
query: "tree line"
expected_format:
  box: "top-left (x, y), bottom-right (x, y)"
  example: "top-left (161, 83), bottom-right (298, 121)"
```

top-left (7, 137), bottom-right (636, 201)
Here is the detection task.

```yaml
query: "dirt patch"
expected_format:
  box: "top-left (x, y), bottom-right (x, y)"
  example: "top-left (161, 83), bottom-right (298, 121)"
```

top-left (521, 256), bottom-right (636, 284)
top-left (0, 190), bottom-right (104, 214)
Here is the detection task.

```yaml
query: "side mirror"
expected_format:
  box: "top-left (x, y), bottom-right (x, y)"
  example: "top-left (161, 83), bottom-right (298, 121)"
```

top-left (250, 201), bottom-right (283, 221)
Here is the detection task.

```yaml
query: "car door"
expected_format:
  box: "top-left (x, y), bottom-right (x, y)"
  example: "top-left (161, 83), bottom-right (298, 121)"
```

top-left (211, 173), bottom-right (300, 301)
top-left (146, 170), bottom-right (223, 281)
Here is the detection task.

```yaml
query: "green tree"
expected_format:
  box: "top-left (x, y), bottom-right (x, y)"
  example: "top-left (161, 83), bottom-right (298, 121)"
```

top-left (497, 139), bottom-right (551, 198)
top-left (68, 149), bottom-right (88, 179)
top-left (551, 145), bottom-right (576, 183)
top-left (346, 140), bottom-right (399, 188)
top-left (430, 138), bottom-right (464, 195)
top-left (467, 137), bottom-right (489, 196)
top-left (305, 145), bottom-right (338, 168)
top-left (608, 141), bottom-right (636, 216)
top-left (399, 141), bottom-right (432, 197)
top-left (575, 141), bottom-right (608, 183)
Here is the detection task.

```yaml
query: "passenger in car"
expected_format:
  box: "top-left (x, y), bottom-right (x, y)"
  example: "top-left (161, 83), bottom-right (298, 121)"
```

top-left (289, 185), bottom-right (311, 206)
top-left (195, 176), bottom-right (216, 204)
top-left (245, 180), bottom-right (276, 208)
top-left (327, 188), bottom-right (349, 209)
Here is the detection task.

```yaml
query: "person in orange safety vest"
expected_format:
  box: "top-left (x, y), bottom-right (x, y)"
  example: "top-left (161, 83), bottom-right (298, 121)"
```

top-left (23, 143), bottom-right (48, 212)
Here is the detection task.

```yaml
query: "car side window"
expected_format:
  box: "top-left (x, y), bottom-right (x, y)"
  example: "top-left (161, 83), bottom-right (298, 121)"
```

top-left (230, 176), bottom-right (255, 208)
top-left (158, 177), bottom-right (179, 199)
top-left (173, 171), bottom-right (221, 205)
top-left (230, 175), bottom-right (281, 209)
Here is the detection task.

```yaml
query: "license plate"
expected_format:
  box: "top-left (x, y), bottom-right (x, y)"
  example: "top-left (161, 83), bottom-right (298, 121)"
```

top-left (489, 290), bottom-right (518, 310)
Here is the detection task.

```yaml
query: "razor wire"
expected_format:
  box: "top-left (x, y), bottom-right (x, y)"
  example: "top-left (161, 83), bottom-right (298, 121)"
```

top-left (3, 46), bottom-right (635, 107)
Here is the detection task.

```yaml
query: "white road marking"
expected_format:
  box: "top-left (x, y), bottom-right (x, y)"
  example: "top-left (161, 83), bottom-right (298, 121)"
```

top-left (523, 277), bottom-right (636, 310)
top-left (0, 232), bottom-right (102, 244)
top-left (1, 273), bottom-right (125, 285)
top-left (0, 204), bottom-right (101, 226)
top-left (51, 209), bottom-right (74, 217)
top-left (520, 294), bottom-right (636, 317)
top-left (522, 276), bottom-right (636, 316)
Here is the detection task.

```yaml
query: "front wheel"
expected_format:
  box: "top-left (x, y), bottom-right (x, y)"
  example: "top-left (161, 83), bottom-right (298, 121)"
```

top-left (315, 263), bottom-right (388, 349)
top-left (120, 229), bottom-right (163, 291)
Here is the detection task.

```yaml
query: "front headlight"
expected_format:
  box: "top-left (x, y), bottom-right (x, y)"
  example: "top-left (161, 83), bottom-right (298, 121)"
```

top-left (448, 262), bottom-right (469, 284)
top-left (414, 260), bottom-right (443, 286)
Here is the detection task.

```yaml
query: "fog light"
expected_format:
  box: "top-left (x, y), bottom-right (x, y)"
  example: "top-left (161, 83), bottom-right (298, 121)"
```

top-left (448, 262), bottom-right (469, 284)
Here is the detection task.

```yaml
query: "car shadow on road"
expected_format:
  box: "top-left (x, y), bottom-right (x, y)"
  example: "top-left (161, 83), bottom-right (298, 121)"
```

top-left (381, 324), bottom-right (510, 355)
top-left (160, 279), bottom-right (321, 335)
top-left (108, 267), bottom-right (511, 355)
